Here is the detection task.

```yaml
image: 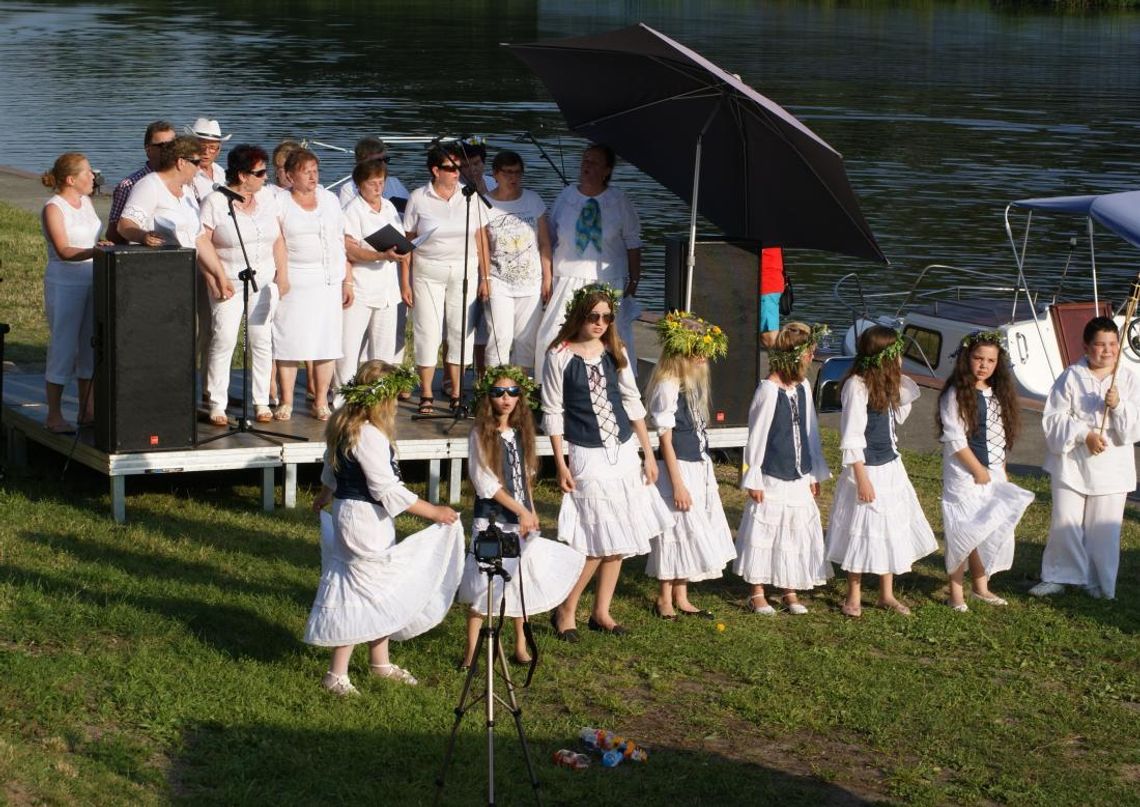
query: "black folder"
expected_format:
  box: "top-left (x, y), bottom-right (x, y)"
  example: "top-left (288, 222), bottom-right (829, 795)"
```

top-left (364, 224), bottom-right (415, 255)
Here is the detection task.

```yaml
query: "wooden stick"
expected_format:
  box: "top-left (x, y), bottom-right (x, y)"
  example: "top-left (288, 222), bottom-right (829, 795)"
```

top-left (1098, 286), bottom-right (1140, 435)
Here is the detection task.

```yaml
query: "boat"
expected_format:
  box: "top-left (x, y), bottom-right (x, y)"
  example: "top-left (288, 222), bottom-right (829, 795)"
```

top-left (825, 191), bottom-right (1140, 407)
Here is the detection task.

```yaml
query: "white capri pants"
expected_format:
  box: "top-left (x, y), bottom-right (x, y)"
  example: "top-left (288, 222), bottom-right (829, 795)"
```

top-left (1042, 480), bottom-right (1126, 599)
top-left (412, 258), bottom-right (477, 367)
top-left (44, 279), bottom-right (94, 384)
top-left (205, 282), bottom-right (275, 410)
top-left (484, 284), bottom-right (542, 370)
top-left (336, 299), bottom-right (407, 387)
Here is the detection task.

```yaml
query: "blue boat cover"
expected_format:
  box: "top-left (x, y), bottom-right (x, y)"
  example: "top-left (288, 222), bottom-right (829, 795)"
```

top-left (1013, 191), bottom-right (1140, 250)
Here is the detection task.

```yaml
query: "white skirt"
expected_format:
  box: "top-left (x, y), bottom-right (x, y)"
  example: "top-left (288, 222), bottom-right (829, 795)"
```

top-left (734, 474), bottom-right (831, 589)
top-left (647, 457), bottom-right (737, 581)
top-left (303, 508), bottom-right (465, 646)
top-left (826, 458), bottom-right (938, 574)
top-left (458, 523), bottom-right (586, 617)
top-left (272, 269), bottom-right (344, 361)
top-left (557, 436), bottom-right (673, 558)
top-left (941, 466), bottom-right (1033, 575)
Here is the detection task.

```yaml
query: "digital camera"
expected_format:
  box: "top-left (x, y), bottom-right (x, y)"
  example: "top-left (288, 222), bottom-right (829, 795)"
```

top-left (472, 522), bottom-right (521, 562)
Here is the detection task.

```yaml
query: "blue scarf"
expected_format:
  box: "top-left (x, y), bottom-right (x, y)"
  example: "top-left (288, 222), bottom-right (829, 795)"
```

top-left (574, 197), bottom-right (602, 255)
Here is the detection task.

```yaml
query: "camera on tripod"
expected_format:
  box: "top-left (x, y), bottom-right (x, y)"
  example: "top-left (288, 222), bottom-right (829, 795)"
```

top-left (472, 522), bottom-right (521, 563)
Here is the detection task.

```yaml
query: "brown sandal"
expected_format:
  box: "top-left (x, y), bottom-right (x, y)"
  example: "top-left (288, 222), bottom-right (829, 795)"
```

top-left (418, 397), bottom-right (435, 414)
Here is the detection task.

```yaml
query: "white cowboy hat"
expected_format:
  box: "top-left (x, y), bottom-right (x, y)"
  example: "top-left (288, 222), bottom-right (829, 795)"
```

top-left (184, 117), bottom-right (232, 142)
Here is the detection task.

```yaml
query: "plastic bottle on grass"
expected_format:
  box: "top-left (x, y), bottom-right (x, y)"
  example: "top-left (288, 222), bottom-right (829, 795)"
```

top-left (552, 749), bottom-right (590, 770)
top-left (601, 749), bottom-right (623, 768)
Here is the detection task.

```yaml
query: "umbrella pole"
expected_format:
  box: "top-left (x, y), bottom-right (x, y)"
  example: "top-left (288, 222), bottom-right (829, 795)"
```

top-left (1098, 279), bottom-right (1140, 436)
top-left (684, 104), bottom-right (721, 311)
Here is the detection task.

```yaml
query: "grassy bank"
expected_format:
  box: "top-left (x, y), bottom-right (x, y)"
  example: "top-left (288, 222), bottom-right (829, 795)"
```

top-left (0, 201), bottom-right (49, 363)
top-left (1, 431), bottom-right (1138, 805)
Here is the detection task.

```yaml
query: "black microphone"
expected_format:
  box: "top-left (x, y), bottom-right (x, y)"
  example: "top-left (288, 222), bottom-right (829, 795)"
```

top-left (212, 183), bottom-right (245, 203)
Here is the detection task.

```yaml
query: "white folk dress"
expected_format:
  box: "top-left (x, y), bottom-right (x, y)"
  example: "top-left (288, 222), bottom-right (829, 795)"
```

top-left (646, 380), bottom-right (737, 581)
top-left (541, 345), bottom-right (672, 558)
top-left (734, 379), bottom-right (832, 589)
top-left (273, 188), bottom-right (346, 361)
top-left (939, 387), bottom-right (1034, 575)
top-left (303, 425), bottom-right (465, 646)
top-left (826, 376), bottom-right (938, 574)
top-left (457, 428), bottom-right (586, 616)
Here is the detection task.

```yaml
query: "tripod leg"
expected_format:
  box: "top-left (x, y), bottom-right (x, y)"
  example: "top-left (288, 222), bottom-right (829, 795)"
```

top-left (434, 627), bottom-right (488, 805)
top-left (494, 635), bottom-right (543, 805)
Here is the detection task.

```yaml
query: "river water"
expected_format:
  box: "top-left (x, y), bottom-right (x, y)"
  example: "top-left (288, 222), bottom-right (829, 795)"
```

top-left (2, 0), bottom-right (1138, 327)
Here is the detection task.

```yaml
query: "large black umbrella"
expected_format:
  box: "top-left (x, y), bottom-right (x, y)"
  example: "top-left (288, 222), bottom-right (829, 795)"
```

top-left (507, 23), bottom-right (887, 307)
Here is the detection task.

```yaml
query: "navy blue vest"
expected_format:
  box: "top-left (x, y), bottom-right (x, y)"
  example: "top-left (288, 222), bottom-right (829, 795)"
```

top-left (967, 390), bottom-right (991, 467)
top-left (761, 384), bottom-right (812, 481)
top-left (473, 433), bottom-right (531, 525)
top-left (864, 405), bottom-right (898, 467)
top-left (562, 352), bottom-right (633, 448)
top-left (671, 390), bottom-right (706, 462)
top-left (333, 442), bottom-right (401, 505)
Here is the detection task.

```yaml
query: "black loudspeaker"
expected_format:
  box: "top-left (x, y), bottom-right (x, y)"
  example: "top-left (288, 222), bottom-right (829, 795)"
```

top-left (93, 246), bottom-right (197, 453)
top-left (664, 236), bottom-right (763, 427)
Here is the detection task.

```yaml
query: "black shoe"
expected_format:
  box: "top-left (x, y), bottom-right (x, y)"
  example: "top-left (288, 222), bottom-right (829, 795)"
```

top-left (587, 617), bottom-right (628, 636)
top-left (549, 611), bottom-right (580, 643)
top-left (677, 608), bottom-right (715, 620)
top-left (652, 603), bottom-right (677, 621)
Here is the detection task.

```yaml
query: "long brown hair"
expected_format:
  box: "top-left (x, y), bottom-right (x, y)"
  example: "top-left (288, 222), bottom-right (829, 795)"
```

top-left (845, 325), bottom-right (902, 412)
top-left (473, 381), bottom-right (539, 496)
top-left (548, 289), bottom-right (627, 369)
top-left (936, 341), bottom-right (1020, 450)
top-left (326, 360), bottom-right (399, 471)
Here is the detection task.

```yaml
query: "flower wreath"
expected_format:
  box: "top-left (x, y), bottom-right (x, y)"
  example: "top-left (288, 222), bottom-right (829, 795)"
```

top-left (472, 364), bottom-right (539, 405)
top-left (565, 282), bottom-right (621, 319)
top-left (655, 310), bottom-right (729, 361)
top-left (768, 323), bottom-right (829, 375)
top-left (857, 330), bottom-right (907, 370)
top-left (957, 329), bottom-right (1007, 354)
top-left (337, 364), bottom-right (418, 408)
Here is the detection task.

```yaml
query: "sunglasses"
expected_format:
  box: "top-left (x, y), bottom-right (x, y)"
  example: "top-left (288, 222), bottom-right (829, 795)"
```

top-left (488, 386), bottom-right (522, 398)
top-left (184, 157), bottom-right (202, 166)
top-left (437, 164), bottom-right (460, 173)
top-left (585, 312), bottom-right (615, 324)
top-left (248, 168), bottom-right (269, 177)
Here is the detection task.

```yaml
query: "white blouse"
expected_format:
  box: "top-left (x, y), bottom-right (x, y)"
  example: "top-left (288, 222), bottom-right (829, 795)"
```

top-left (199, 187), bottom-right (282, 279)
top-left (319, 425), bottom-right (419, 520)
top-left (121, 171), bottom-right (201, 248)
top-left (549, 185), bottom-right (641, 285)
top-left (42, 194), bottom-right (101, 286)
top-left (342, 194), bottom-right (403, 308)
top-left (279, 188), bottom-right (347, 283)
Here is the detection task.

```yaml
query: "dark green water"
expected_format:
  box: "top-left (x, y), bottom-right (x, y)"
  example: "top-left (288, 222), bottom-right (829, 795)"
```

top-left (3, 0), bottom-right (1139, 323)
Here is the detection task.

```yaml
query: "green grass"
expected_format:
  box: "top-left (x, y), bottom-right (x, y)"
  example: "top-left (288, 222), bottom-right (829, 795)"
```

top-left (0, 201), bottom-right (50, 363)
top-left (1, 433), bottom-right (1138, 806)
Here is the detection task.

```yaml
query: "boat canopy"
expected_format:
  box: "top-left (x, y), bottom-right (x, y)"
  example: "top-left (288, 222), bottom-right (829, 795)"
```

top-left (1012, 191), bottom-right (1140, 250)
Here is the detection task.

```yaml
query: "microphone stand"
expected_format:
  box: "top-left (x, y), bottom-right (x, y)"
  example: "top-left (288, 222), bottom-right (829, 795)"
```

top-left (414, 140), bottom-right (492, 432)
top-left (199, 193), bottom-right (303, 446)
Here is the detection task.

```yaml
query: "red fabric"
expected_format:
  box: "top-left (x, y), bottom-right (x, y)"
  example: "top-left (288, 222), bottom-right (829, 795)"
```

top-left (759, 247), bottom-right (785, 295)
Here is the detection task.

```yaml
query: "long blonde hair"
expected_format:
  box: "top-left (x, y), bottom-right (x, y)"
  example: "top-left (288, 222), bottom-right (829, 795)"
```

top-left (326, 360), bottom-right (399, 470)
top-left (645, 353), bottom-right (711, 426)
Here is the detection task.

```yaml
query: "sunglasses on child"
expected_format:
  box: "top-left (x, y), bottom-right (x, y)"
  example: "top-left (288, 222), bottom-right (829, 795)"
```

top-left (488, 386), bottom-right (522, 398)
top-left (585, 312), bottom-right (615, 324)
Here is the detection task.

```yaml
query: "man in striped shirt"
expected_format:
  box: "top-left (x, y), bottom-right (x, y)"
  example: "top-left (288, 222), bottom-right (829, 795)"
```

top-left (104, 120), bottom-right (176, 243)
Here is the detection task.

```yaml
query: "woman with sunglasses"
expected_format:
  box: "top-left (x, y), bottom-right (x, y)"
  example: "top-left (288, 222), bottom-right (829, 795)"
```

top-left (117, 135), bottom-right (203, 248)
top-left (401, 144), bottom-right (490, 414)
top-left (542, 284), bottom-right (672, 641)
top-left (194, 144), bottom-right (288, 426)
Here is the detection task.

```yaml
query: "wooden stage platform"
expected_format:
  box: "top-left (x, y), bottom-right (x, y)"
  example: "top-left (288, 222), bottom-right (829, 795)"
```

top-left (2, 368), bottom-right (748, 523)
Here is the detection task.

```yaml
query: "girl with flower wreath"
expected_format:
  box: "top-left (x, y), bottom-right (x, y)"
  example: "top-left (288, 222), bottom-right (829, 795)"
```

top-left (457, 365), bottom-right (586, 668)
top-left (826, 325), bottom-right (938, 617)
top-left (643, 311), bottom-right (737, 619)
top-left (305, 360), bottom-right (465, 696)
top-left (735, 322), bottom-right (832, 615)
top-left (542, 284), bottom-right (673, 640)
top-left (936, 331), bottom-right (1034, 612)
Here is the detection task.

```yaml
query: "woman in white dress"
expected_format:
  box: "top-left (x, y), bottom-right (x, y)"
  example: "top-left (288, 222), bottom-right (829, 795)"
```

top-left (338, 158), bottom-right (407, 390)
top-left (533, 145), bottom-right (642, 381)
top-left (482, 151), bottom-right (552, 375)
top-left (195, 144), bottom-right (288, 426)
top-left (273, 148), bottom-right (351, 422)
top-left (401, 145), bottom-right (490, 414)
top-left (39, 152), bottom-right (107, 433)
top-left (117, 135), bottom-right (202, 248)
top-left (306, 361), bottom-right (463, 696)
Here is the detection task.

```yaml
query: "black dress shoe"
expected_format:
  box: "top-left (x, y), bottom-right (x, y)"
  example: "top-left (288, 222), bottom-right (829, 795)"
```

top-left (549, 611), bottom-right (580, 643)
top-left (587, 617), bottom-right (628, 636)
top-left (677, 608), bottom-right (715, 620)
top-left (652, 603), bottom-right (678, 621)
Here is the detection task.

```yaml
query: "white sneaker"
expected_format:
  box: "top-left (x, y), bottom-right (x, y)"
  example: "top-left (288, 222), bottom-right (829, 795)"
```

top-left (1028, 581), bottom-right (1065, 597)
top-left (321, 672), bottom-right (360, 696)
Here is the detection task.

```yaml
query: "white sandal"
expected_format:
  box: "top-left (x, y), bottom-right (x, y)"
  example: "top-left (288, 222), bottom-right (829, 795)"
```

top-left (321, 672), bottom-right (359, 697)
top-left (371, 663), bottom-right (418, 686)
top-left (782, 596), bottom-right (809, 616)
top-left (747, 594), bottom-right (776, 615)
top-left (970, 591), bottom-right (1008, 606)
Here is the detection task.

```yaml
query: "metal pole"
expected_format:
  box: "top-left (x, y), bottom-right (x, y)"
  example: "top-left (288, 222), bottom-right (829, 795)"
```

top-left (486, 570), bottom-right (497, 805)
top-left (684, 102), bottom-right (721, 312)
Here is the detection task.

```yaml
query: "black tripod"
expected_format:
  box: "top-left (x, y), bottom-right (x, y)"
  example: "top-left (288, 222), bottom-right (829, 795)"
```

top-left (435, 558), bottom-right (541, 806)
top-left (198, 193), bottom-right (301, 446)
top-left (414, 140), bottom-right (491, 432)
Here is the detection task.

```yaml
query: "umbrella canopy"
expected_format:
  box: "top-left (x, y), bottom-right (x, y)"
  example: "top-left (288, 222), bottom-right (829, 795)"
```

top-left (506, 23), bottom-right (887, 265)
top-left (1013, 191), bottom-right (1140, 251)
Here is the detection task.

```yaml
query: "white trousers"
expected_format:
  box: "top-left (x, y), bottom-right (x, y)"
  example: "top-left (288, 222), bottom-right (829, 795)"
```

top-left (336, 299), bottom-right (407, 388)
top-left (532, 276), bottom-right (637, 380)
top-left (205, 282), bottom-right (274, 409)
top-left (1042, 480), bottom-right (1125, 599)
top-left (484, 289), bottom-right (543, 371)
top-left (44, 280), bottom-right (94, 384)
top-left (412, 262), bottom-right (477, 367)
